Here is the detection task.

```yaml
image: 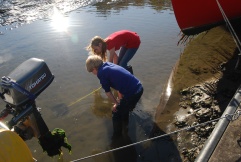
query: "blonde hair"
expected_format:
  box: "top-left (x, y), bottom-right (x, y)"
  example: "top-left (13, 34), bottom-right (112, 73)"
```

top-left (86, 36), bottom-right (107, 61)
top-left (86, 55), bottom-right (103, 72)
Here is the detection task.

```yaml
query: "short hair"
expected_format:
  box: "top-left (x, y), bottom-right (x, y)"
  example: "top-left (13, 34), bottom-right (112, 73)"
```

top-left (86, 55), bottom-right (103, 72)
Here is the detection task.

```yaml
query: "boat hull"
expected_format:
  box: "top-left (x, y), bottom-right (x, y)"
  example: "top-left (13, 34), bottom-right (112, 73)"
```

top-left (172, 0), bottom-right (241, 35)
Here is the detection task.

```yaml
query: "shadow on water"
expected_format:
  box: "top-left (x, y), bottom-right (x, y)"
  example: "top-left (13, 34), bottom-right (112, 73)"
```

top-left (89, 88), bottom-right (182, 162)
top-left (102, 112), bottom-right (182, 162)
top-left (128, 110), bottom-right (182, 162)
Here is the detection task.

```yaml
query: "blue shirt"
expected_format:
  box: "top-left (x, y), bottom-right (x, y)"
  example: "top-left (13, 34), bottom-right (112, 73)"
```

top-left (97, 62), bottom-right (142, 98)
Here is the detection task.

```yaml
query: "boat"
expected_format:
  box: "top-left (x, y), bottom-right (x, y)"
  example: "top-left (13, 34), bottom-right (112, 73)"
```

top-left (171, 0), bottom-right (241, 35)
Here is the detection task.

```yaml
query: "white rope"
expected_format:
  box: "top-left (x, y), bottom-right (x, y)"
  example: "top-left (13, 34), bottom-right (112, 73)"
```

top-left (216, 0), bottom-right (241, 69)
top-left (70, 110), bottom-right (241, 162)
top-left (216, 0), bottom-right (241, 52)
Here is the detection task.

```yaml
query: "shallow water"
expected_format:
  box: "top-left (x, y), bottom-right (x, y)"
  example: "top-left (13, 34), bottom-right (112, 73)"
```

top-left (0, 1), bottom-right (184, 161)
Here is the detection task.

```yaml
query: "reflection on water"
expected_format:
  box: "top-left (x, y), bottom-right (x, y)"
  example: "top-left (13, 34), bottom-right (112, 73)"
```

top-left (51, 7), bottom-right (70, 32)
top-left (0, 0), bottom-right (100, 27)
top-left (155, 64), bottom-right (175, 122)
top-left (0, 0), bottom-right (173, 28)
top-left (91, 89), bottom-right (112, 118)
top-left (0, 0), bottom-right (184, 161)
top-left (50, 103), bottom-right (69, 117)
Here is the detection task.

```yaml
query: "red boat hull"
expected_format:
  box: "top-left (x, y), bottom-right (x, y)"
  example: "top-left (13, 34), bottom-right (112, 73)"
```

top-left (172, 0), bottom-right (241, 35)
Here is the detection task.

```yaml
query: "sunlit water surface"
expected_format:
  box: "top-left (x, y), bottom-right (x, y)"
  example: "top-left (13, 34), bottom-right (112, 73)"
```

top-left (0, 1), bottom-right (184, 161)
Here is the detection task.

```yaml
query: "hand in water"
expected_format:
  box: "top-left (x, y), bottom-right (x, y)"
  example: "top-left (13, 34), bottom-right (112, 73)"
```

top-left (112, 104), bottom-right (117, 112)
top-left (112, 97), bottom-right (119, 112)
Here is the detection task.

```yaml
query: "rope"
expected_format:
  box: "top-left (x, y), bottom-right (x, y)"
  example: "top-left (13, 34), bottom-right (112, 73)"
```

top-left (70, 110), bottom-right (241, 162)
top-left (216, 0), bottom-right (241, 69)
top-left (68, 87), bottom-right (101, 107)
top-left (216, 0), bottom-right (241, 52)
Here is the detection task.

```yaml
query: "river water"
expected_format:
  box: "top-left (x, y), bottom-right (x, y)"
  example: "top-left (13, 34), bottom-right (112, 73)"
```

top-left (0, 0), bottom-right (184, 161)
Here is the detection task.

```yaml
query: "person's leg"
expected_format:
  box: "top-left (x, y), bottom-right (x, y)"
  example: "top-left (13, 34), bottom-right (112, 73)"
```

top-left (118, 46), bottom-right (127, 66)
top-left (112, 106), bottom-right (122, 137)
top-left (118, 48), bottom-right (139, 69)
top-left (112, 120), bottom-right (122, 138)
top-left (126, 65), bottom-right (133, 75)
top-left (112, 89), bottom-right (143, 137)
top-left (112, 98), bottom-right (130, 136)
top-left (122, 115), bottom-right (129, 136)
top-left (119, 98), bottom-right (130, 122)
top-left (112, 98), bottom-right (130, 137)
top-left (119, 99), bottom-right (130, 136)
top-left (128, 87), bottom-right (144, 112)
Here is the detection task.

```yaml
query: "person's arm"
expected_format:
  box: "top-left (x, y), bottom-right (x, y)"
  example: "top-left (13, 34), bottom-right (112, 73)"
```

top-left (108, 48), bottom-right (118, 64)
top-left (105, 91), bottom-right (119, 112)
top-left (117, 91), bottom-right (123, 99)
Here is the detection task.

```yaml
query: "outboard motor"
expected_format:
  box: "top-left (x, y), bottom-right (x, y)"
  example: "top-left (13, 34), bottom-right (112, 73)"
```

top-left (1, 58), bottom-right (54, 106)
top-left (0, 58), bottom-right (71, 157)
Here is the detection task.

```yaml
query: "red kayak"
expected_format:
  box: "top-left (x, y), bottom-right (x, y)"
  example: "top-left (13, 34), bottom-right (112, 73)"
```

top-left (172, 0), bottom-right (241, 35)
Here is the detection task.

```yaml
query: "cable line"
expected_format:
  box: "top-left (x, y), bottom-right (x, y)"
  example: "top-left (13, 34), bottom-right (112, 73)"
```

top-left (216, 0), bottom-right (241, 69)
top-left (70, 110), bottom-right (241, 162)
top-left (68, 87), bottom-right (101, 107)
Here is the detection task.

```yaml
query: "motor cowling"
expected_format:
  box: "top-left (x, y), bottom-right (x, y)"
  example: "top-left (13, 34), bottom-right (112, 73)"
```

top-left (0, 58), bottom-right (72, 157)
top-left (1, 58), bottom-right (54, 107)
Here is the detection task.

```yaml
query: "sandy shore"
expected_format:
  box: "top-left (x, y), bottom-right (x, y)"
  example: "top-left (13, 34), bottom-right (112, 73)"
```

top-left (155, 23), bottom-right (241, 161)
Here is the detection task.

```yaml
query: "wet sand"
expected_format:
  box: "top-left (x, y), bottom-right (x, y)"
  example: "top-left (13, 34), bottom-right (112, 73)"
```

top-left (156, 24), bottom-right (237, 124)
top-left (155, 22), bottom-right (241, 161)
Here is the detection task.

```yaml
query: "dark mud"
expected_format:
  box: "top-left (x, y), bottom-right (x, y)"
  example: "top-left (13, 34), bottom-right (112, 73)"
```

top-left (155, 22), bottom-right (241, 162)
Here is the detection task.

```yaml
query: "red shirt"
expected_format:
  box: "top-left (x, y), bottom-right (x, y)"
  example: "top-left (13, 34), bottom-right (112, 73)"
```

top-left (105, 30), bottom-right (141, 50)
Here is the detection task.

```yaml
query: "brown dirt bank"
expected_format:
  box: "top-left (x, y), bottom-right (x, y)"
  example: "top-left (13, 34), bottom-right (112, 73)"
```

top-left (155, 22), bottom-right (241, 161)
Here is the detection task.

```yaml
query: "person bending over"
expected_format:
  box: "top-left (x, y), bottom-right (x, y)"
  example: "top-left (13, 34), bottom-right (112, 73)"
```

top-left (86, 30), bottom-right (141, 73)
top-left (85, 55), bottom-right (143, 137)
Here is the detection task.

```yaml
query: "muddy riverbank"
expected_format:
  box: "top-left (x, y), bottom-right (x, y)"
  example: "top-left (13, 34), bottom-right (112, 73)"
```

top-left (155, 23), bottom-right (241, 162)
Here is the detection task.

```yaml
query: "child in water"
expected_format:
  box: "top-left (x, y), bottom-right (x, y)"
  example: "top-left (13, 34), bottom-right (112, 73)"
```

top-left (85, 55), bottom-right (143, 137)
top-left (86, 30), bottom-right (141, 74)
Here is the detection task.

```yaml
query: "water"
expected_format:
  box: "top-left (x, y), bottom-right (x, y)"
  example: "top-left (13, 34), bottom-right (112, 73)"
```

top-left (0, 0), bottom-right (184, 161)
